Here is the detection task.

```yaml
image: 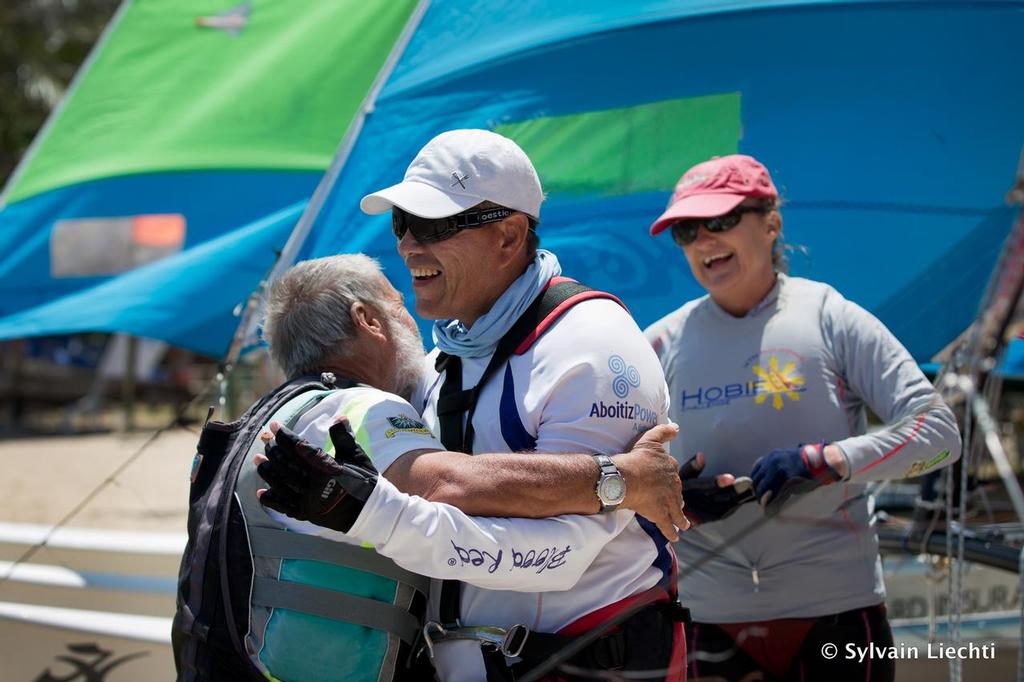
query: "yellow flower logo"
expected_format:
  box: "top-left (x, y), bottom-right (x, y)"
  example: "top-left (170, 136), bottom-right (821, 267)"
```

top-left (752, 356), bottom-right (805, 410)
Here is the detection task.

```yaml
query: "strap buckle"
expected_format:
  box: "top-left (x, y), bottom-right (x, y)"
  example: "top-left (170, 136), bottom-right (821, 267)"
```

top-left (500, 623), bottom-right (530, 657)
top-left (420, 621), bottom-right (531, 659)
top-left (422, 621), bottom-right (446, 660)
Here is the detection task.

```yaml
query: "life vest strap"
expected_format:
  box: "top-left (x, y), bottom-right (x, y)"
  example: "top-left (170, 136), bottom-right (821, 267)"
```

top-left (251, 577), bottom-right (422, 645)
top-left (247, 526), bottom-right (430, 595)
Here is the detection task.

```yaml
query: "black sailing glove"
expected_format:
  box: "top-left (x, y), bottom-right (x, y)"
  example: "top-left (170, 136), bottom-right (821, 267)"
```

top-left (750, 442), bottom-right (843, 516)
top-left (678, 454), bottom-right (755, 526)
top-left (257, 420), bottom-right (378, 533)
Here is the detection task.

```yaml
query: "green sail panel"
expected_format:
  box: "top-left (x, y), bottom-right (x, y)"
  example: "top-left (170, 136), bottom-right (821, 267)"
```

top-left (495, 92), bottom-right (742, 196)
top-left (6, 0), bottom-right (417, 204)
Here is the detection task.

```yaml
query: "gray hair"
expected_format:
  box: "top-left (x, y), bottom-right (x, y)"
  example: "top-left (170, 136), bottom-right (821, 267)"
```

top-left (262, 254), bottom-right (392, 378)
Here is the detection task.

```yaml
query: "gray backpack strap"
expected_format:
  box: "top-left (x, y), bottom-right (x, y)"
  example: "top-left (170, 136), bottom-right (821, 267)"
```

top-left (175, 375), bottom-right (335, 682)
top-left (234, 385), bottom-right (428, 676)
top-left (283, 392), bottom-right (332, 429)
top-left (250, 578), bottom-right (422, 645)
top-left (247, 526), bottom-right (429, 595)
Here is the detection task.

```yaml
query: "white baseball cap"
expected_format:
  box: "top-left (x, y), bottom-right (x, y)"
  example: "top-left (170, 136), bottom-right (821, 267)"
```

top-left (360, 129), bottom-right (544, 220)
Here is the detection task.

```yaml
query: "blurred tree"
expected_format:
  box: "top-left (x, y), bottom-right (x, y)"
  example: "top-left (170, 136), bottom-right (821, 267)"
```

top-left (0, 0), bottom-right (119, 189)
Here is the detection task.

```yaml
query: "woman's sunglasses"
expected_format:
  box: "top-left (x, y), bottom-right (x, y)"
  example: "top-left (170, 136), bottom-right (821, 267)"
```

top-left (670, 205), bottom-right (772, 247)
top-left (392, 206), bottom-right (515, 243)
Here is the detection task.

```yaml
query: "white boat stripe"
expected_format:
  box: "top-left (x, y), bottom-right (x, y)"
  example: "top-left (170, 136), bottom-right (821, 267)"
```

top-left (0, 522), bottom-right (185, 554)
top-left (0, 561), bottom-right (177, 593)
top-left (0, 561), bottom-right (86, 588)
top-left (0, 600), bottom-right (171, 643)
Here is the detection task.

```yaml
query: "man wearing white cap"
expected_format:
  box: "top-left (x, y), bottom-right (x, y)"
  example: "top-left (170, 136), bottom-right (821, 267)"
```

top-left (645, 154), bottom-right (961, 681)
top-left (356, 129), bottom-right (690, 681)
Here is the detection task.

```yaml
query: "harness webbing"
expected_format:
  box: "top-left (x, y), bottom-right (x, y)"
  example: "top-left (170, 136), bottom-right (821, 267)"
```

top-left (176, 374), bottom-right (344, 681)
top-left (251, 578), bottom-right (422, 645)
top-left (246, 526), bottom-right (430, 593)
top-left (434, 277), bottom-right (623, 628)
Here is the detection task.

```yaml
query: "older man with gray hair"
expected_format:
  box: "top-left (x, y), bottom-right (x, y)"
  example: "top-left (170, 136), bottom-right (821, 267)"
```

top-left (263, 253), bottom-right (426, 401)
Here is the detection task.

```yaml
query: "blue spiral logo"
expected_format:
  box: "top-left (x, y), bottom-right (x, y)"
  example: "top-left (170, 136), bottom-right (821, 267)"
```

top-left (609, 355), bottom-right (641, 398)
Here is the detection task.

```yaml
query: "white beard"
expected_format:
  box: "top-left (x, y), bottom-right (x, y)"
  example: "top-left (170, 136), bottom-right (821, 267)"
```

top-left (389, 316), bottom-right (426, 402)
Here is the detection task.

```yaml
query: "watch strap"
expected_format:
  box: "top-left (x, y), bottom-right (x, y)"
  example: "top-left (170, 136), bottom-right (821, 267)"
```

top-left (593, 454), bottom-right (624, 512)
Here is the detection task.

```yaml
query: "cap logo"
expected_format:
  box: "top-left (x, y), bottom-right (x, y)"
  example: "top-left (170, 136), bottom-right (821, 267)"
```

top-left (681, 173), bottom-right (708, 188)
top-left (450, 171), bottom-right (469, 189)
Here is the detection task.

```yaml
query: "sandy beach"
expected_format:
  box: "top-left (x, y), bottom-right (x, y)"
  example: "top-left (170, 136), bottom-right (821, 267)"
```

top-left (0, 427), bottom-right (196, 681)
top-left (0, 427), bottom-right (195, 532)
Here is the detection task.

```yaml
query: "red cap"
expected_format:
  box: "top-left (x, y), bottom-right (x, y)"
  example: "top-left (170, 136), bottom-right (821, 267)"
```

top-left (649, 155), bottom-right (778, 235)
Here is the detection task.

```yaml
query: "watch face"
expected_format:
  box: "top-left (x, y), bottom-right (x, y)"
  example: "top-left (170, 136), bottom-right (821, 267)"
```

top-left (599, 475), bottom-right (626, 503)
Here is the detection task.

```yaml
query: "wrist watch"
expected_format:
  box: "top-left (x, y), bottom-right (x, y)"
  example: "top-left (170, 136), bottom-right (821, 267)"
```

top-left (593, 454), bottom-right (626, 512)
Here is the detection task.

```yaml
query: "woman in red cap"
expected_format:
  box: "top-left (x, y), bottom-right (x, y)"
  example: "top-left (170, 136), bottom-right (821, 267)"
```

top-left (646, 154), bottom-right (962, 681)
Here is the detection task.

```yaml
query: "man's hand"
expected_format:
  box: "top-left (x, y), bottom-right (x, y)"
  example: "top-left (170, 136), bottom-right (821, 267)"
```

top-left (255, 418), bottom-right (378, 532)
top-left (750, 443), bottom-right (843, 516)
top-left (613, 423), bottom-right (688, 541)
top-left (678, 453), bottom-right (754, 526)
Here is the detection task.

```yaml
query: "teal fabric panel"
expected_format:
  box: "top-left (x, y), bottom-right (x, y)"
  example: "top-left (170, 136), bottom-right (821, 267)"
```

top-left (258, 558), bottom-right (399, 682)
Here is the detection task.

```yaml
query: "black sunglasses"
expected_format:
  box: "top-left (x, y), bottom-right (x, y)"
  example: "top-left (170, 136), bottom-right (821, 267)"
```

top-left (670, 205), bottom-right (772, 247)
top-left (392, 206), bottom-right (515, 243)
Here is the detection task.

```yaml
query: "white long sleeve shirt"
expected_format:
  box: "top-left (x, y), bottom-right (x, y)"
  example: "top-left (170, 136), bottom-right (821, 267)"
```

top-left (270, 387), bottom-right (631, 593)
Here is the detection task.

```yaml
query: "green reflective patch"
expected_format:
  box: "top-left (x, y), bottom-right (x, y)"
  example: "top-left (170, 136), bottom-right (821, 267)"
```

top-left (7, 0), bottom-right (418, 203)
top-left (495, 92), bottom-right (741, 196)
top-left (903, 449), bottom-right (952, 478)
top-left (323, 396), bottom-right (375, 459)
top-left (321, 394), bottom-right (383, 550)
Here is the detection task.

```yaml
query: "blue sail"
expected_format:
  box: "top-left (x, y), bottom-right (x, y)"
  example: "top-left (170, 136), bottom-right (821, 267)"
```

top-left (0, 1), bottom-right (1021, 370)
top-left (304, 0), bottom-right (1023, 368)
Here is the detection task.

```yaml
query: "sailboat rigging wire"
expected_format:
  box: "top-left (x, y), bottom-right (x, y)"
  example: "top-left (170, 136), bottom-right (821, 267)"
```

top-left (0, 370), bottom-right (222, 587)
top-left (917, 481), bottom-right (944, 557)
top-left (1018, 546), bottom-right (1024, 682)
top-left (946, 445), bottom-right (957, 679)
top-left (938, 176), bottom-right (1024, 522)
top-left (217, 368), bottom-right (228, 416)
top-left (954, 400), bottom-right (973, 681)
top-left (935, 156), bottom-right (1024, 682)
top-left (962, 387), bottom-right (1024, 524)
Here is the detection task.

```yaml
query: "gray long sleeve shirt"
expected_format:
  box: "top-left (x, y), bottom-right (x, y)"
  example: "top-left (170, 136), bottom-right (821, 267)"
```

top-left (645, 274), bottom-right (961, 622)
